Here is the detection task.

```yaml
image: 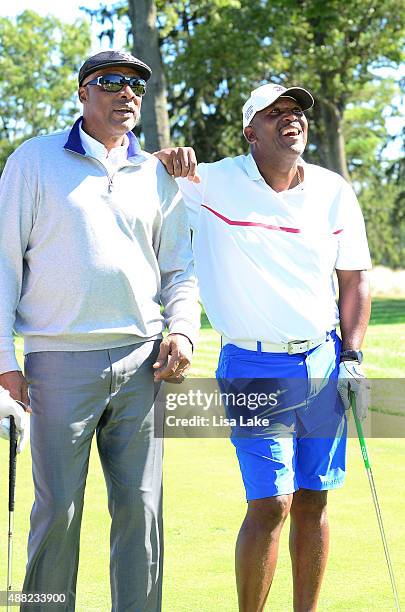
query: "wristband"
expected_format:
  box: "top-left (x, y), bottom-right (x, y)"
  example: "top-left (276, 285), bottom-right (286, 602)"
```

top-left (340, 350), bottom-right (363, 364)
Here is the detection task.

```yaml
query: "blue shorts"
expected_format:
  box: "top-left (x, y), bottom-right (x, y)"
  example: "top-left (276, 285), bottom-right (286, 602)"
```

top-left (216, 331), bottom-right (347, 500)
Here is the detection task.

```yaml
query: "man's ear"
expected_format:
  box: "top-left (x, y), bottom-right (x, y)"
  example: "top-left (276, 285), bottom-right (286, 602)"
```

top-left (244, 126), bottom-right (256, 144)
top-left (78, 87), bottom-right (87, 104)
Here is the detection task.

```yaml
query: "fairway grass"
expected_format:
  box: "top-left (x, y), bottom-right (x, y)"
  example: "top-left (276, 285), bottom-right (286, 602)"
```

top-left (0, 297), bottom-right (404, 610)
top-left (0, 439), bottom-right (404, 611)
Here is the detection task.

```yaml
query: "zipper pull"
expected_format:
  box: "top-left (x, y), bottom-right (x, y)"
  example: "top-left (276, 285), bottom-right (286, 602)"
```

top-left (108, 176), bottom-right (113, 192)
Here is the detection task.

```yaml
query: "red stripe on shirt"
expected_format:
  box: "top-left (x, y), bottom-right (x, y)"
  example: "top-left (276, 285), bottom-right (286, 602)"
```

top-left (201, 204), bottom-right (344, 236)
top-left (201, 204), bottom-right (301, 234)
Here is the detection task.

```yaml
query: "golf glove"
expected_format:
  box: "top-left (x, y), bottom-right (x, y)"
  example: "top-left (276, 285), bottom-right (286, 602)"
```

top-left (0, 388), bottom-right (30, 452)
top-left (337, 361), bottom-right (370, 420)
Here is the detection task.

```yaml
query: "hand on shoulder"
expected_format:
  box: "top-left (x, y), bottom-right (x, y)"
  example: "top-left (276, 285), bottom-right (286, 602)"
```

top-left (154, 147), bottom-right (200, 183)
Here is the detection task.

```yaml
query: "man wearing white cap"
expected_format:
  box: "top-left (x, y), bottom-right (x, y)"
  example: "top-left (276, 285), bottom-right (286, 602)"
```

top-left (156, 83), bottom-right (371, 611)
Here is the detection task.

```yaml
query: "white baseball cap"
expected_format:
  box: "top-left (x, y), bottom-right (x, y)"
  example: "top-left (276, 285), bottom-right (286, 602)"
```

top-left (242, 83), bottom-right (314, 130)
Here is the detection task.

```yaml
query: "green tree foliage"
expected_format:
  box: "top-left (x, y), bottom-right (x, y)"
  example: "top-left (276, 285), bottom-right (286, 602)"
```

top-left (343, 80), bottom-right (399, 182)
top-left (85, 1), bottom-right (403, 173)
top-left (160, 0), bottom-right (288, 162)
top-left (0, 11), bottom-right (91, 172)
top-left (343, 80), bottom-right (405, 268)
top-left (361, 178), bottom-right (403, 268)
top-left (165, 1), bottom-right (404, 174)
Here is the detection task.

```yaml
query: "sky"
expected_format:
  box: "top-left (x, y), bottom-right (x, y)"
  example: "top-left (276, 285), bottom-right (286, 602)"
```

top-left (1, 0), bottom-right (127, 51)
top-left (2, 1), bottom-right (404, 159)
top-left (2, 0), bottom-right (101, 21)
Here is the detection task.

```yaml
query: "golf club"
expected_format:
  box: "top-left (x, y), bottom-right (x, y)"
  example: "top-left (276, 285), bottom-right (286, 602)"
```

top-left (350, 390), bottom-right (401, 612)
top-left (7, 416), bottom-right (17, 612)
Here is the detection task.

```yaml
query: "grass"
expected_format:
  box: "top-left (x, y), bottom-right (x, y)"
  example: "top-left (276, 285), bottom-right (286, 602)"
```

top-left (0, 297), bottom-right (404, 610)
top-left (364, 298), bottom-right (405, 378)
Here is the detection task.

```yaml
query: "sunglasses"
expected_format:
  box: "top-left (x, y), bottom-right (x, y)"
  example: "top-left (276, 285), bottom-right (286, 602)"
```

top-left (85, 73), bottom-right (147, 96)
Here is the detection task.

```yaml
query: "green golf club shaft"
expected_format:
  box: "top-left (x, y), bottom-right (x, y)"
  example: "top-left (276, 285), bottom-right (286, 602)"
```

top-left (350, 391), bottom-right (401, 611)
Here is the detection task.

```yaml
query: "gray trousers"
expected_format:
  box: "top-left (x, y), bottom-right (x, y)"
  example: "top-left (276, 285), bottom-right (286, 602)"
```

top-left (21, 341), bottom-right (163, 612)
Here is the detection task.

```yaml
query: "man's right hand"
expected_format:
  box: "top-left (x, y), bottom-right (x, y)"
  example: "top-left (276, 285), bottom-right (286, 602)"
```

top-left (154, 147), bottom-right (201, 183)
top-left (0, 370), bottom-right (30, 406)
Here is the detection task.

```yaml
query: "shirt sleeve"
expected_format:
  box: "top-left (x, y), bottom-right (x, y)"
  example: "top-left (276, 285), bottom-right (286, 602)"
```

top-left (335, 180), bottom-right (372, 271)
top-left (155, 164), bottom-right (200, 347)
top-left (176, 163), bottom-right (207, 231)
top-left (0, 149), bottom-right (35, 374)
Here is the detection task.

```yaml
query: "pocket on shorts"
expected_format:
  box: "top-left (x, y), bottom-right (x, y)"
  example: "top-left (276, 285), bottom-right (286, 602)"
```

top-left (306, 334), bottom-right (340, 399)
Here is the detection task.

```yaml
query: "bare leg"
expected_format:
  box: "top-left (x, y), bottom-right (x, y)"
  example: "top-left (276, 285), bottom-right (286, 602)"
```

top-left (289, 489), bottom-right (329, 612)
top-left (236, 494), bottom-right (293, 612)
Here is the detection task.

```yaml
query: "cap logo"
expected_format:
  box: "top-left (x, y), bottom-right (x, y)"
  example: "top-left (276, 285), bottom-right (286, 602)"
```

top-left (274, 86), bottom-right (284, 92)
top-left (245, 105), bottom-right (254, 121)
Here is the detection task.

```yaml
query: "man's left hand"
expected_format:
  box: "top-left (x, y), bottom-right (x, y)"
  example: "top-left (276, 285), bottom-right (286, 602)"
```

top-left (154, 147), bottom-right (200, 183)
top-left (0, 389), bottom-right (30, 453)
top-left (153, 334), bottom-right (193, 383)
top-left (337, 361), bottom-right (370, 420)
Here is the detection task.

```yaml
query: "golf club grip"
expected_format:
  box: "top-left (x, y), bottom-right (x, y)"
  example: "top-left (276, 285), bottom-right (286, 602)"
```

top-left (9, 416), bottom-right (17, 511)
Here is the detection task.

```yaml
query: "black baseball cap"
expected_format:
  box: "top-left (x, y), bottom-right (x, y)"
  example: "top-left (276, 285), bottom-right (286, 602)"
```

top-left (78, 50), bottom-right (152, 86)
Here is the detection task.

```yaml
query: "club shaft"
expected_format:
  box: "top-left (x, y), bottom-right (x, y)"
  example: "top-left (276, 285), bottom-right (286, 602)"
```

top-left (7, 510), bottom-right (14, 592)
top-left (351, 392), bottom-right (401, 611)
top-left (365, 468), bottom-right (401, 610)
top-left (7, 417), bottom-right (17, 607)
top-left (9, 417), bottom-right (17, 511)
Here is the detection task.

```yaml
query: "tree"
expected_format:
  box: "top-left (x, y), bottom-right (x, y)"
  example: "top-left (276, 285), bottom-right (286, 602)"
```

top-left (81, 0), bottom-right (404, 177)
top-left (83, 0), bottom-right (171, 152)
top-left (128, 0), bottom-right (171, 151)
top-left (166, 0), bottom-right (404, 178)
top-left (361, 177), bottom-right (404, 267)
top-left (342, 79), bottom-right (404, 267)
top-left (343, 79), bottom-right (399, 183)
top-left (0, 10), bottom-right (91, 172)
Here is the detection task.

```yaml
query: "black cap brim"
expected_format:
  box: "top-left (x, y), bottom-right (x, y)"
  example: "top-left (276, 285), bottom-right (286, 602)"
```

top-left (279, 87), bottom-right (314, 111)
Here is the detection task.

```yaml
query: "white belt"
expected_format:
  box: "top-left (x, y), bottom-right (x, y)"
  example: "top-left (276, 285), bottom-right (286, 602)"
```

top-left (221, 334), bottom-right (328, 355)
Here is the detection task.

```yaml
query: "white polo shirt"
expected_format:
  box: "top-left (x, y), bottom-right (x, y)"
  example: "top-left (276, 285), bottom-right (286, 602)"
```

top-left (177, 153), bottom-right (371, 343)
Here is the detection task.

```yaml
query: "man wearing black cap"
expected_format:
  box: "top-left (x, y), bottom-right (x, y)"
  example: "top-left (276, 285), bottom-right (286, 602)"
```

top-left (0, 50), bottom-right (199, 611)
top-left (156, 83), bottom-right (371, 611)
